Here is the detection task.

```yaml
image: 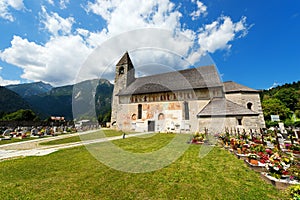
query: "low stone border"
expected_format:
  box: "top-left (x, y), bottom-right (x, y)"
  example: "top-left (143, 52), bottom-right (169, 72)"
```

top-left (260, 172), bottom-right (299, 190)
top-left (234, 151), bottom-right (248, 160)
top-left (244, 160), bottom-right (266, 173)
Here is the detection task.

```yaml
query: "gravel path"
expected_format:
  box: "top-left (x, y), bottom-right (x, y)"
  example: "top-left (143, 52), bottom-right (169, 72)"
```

top-left (0, 130), bottom-right (152, 161)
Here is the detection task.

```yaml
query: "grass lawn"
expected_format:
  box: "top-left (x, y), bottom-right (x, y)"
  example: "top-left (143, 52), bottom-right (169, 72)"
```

top-left (0, 137), bottom-right (37, 145)
top-left (0, 133), bottom-right (288, 199)
top-left (40, 129), bottom-right (127, 145)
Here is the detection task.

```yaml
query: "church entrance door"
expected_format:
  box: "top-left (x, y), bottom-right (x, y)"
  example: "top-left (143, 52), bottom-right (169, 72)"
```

top-left (148, 121), bottom-right (155, 132)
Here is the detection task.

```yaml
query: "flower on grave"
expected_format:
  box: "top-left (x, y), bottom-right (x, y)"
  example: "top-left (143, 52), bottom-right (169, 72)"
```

top-left (265, 153), bottom-right (294, 179)
top-left (285, 143), bottom-right (292, 149)
top-left (248, 153), bottom-right (259, 160)
top-left (257, 152), bottom-right (269, 164)
top-left (265, 148), bottom-right (273, 155)
top-left (192, 132), bottom-right (206, 142)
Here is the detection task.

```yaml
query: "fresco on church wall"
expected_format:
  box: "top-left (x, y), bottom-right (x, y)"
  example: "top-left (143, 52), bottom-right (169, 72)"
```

top-left (118, 102), bottom-right (184, 132)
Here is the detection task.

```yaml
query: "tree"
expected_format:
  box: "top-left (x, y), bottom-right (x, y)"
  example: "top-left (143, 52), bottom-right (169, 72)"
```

top-left (2, 109), bottom-right (37, 121)
top-left (262, 98), bottom-right (291, 121)
top-left (274, 88), bottom-right (299, 111)
top-left (103, 111), bottom-right (111, 123)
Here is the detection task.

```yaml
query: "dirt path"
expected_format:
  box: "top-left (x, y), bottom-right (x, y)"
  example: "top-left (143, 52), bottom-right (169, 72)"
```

top-left (0, 130), bottom-right (152, 161)
top-left (0, 129), bottom-right (99, 150)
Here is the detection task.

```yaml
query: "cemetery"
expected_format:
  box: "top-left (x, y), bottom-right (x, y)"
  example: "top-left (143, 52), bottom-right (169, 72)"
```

top-left (217, 125), bottom-right (300, 193)
top-left (0, 125), bottom-right (299, 199)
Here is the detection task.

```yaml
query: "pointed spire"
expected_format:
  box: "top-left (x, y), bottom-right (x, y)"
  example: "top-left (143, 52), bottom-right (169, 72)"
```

top-left (116, 51), bottom-right (133, 66)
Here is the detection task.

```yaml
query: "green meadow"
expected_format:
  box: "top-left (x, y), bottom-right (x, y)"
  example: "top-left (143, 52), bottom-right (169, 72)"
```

top-left (0, 132), bottom-right (286, 199)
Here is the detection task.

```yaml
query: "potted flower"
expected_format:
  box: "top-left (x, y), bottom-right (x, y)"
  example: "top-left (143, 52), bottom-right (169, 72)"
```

top-left (248, 153), bottom-right (259, 165)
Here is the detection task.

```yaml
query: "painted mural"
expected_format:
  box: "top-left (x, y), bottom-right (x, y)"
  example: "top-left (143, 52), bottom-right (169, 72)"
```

top-left (126, 102), bottom-right (183, 132)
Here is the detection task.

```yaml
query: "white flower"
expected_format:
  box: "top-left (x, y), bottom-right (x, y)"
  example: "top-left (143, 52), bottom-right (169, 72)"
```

top-left (274, 166), bottom-right (279, 171)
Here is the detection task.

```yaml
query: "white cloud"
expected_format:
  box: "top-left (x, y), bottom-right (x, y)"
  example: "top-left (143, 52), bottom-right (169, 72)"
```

top-left (0, 66), bottom-right (21, 86)
top-left (0, 77), bottom-right (21, 86)
top-left (86, 0), bottom-right (183, 36)
top-left (0, 0), bottom-right (250, 86)
top-left (190, 0), bottom-right (207, 20)
top-left (0, 0), bottom-right (24, 21)
top-left (198, 16), bottom-right (248, 53)
top-left (59, 0), bottom-right (70, 9)
top-left (0, 35), bottom-right (92, 86)
top-left (40, 6), bottom-right (75, 36)
top-left (187, 16), bottom-right (249, 64)
top-left (47, 0), bottom-right (54, 6)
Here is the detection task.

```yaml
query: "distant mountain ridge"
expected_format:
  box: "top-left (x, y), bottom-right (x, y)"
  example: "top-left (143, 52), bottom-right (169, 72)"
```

top-left (2, 79), bottom-right (114, 120)
top-left (6, 81), bottom-right (53, 98)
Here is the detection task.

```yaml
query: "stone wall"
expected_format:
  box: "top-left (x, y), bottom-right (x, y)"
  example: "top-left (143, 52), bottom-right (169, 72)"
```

top-left (225, 92), bottom-right (266, 128)
top-left (198, 115), bottom-right (262, 134)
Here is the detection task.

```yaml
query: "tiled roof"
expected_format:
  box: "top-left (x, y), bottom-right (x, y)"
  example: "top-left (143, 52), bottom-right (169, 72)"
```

top-left (197, 98), bottom-right (259, 117)
top-left (223, 81), bottom-right (258, 93)
top-left (118, 65), bottom-right (222, 95)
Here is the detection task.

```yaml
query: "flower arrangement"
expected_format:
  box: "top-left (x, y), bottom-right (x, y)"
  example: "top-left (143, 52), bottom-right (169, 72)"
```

top-left (265, 153), bottom-right (293, 179)
top-left (218, 132), bottom-right (230, 145)
top-left (250, 144), bottom-right (265, 153)
top-left (247, 153), bottom-right (260, 165)
top-left (248, 153), bottom-right (259, 160)
top-left (191, 132), bottom-right (206, 143)
top-left (257, 152), bottom-right (269, 164)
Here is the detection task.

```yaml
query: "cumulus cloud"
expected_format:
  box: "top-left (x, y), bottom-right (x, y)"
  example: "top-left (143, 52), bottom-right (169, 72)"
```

top-left (0, 77), bottom-right (21, 86)
top-left (40, 6), bottom-right (75, 36)
top-left (190, 0), bottom-right (207, 20)
top-left (187, 16), bottom-right (249, 63)
top-left (86, 0), bottom-right (183, 36)
top-left (0, 0), bottom-right (250, 86)
top-left (0, 35), bottom-right (92, 86)
top-left (0, 0), bottom-right (24, 21)
top-left (0, 66), bottom-right (20, 86)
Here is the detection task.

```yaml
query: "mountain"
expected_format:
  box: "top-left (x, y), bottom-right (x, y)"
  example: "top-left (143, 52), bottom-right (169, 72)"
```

top-left (25, 79), bottom-right (114, 120)
top-left (6, 81), bottom-right (53, 98)
top-left (0, 86), bottom-right (31, 114)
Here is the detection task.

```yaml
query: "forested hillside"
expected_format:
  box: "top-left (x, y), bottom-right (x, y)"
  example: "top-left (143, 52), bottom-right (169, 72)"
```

top-left (1, 79), bottom-right (113, 122)
top-left (0, 86), bottom-right (31, 118)
top-left (260, 81), bottom-right (300, 127)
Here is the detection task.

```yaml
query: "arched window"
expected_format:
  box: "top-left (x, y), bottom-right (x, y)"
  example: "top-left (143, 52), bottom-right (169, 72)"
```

top-left (119, 66), bottom-right (124, 75)
top-left (138, 104), bottom-right (142, 119)
top-left (183, 101), bottom-right (189, 120)
top-left (247, 102), bottom-right (253, 110)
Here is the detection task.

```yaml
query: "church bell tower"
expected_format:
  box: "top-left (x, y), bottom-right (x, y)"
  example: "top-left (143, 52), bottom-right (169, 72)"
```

top-left (111, 52), bottom-right (135, 125)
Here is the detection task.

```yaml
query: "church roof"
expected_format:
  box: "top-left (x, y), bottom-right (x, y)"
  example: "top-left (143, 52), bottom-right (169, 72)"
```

top-left (118, 65), bottom-right (222, 96)
top-left (197, 98), bottom-right (259, 117)
top-left (223, 81), bottom-right (259, 93)
top-left (116, 51), bottom-right (133, 66)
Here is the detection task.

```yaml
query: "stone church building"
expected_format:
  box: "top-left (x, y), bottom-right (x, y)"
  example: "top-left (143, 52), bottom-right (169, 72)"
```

top-left (111, 52), bottom-right (265, 133)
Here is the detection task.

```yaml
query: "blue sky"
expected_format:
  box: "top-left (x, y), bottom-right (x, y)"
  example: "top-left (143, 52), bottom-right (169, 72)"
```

top-left (0, 0), bottom-right (299, 89)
